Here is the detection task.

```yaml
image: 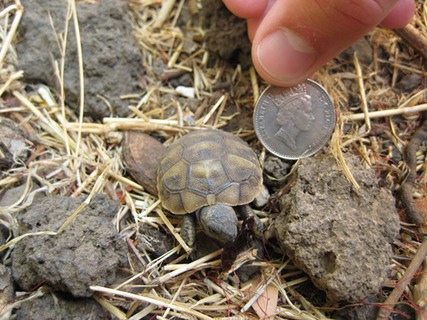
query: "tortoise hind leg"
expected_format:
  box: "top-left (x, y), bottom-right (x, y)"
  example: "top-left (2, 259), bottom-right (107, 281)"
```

top-left (181, 214), bottom-right (196, 248)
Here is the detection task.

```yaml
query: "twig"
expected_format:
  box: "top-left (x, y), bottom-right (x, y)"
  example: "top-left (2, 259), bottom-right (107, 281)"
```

top-left (161, 68), bottom-right (189, 81)
top-left (354, 53), bottom-right (370, 130)
top-left (154, 249), bottom-right (222, 284)
top-left (394, 24), bottom-right (427, 62)
top-left (250, 67), bottom-right (260, 106)
top-left (153, 0), bottom-right (176, 28)
top-left (155, 208), bottom-right (192, 254)
top-left (0, 70), bottom-right (23, 97)
top-left (90, 286), bottom-right (214, 320)
top-left (70, 0), bottom-right (85, 168)
top-left (0, 231), bottom-right (57, 252)
top-left (344, 103), bottom-right (427, 121)
top-left (376, 237), bottom-right (427, 320)
top-left (66, 121), bottom-right (183, 133)
top-left (0, 2), bottom-right (23, 66)
top-left (399, 115), bottom-right (427, 225)
top-left (414, 257), bottom-right (427, 320)
top-left (241, 267), bottom-right (277, 313)
top-left (57, 164), bottom-right (112, 234)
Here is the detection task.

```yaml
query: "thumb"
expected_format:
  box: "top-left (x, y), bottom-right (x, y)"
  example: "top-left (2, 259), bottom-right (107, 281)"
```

top-left (252, 0), bottom-right (415, 86)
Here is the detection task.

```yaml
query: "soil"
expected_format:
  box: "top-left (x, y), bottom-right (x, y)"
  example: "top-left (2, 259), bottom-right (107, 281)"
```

top-left (198, 0), bottom-right (252, 68)
top-left (11, 194), bottom-right (127, 298)
top-left (1, 0), bottom-right (426, 319)
top-left (14, 293), bottom-right (110, 320)
top-left (275, 153), bottom-right (400, 302)
top-left (16, 0), bottom-right (144, 119)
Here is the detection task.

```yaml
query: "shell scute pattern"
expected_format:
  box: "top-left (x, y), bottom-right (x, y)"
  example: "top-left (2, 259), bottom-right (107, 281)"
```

top-left (185, 141), bottom-right (226, 162)
top-left (158, 130), bottom-right (262, 214)
top-left (188, 159), bottom-right (229, 194)
top-left (158, 143), bottom-right (184, 177)
top-left (161, 160), bottom-right (188, 191)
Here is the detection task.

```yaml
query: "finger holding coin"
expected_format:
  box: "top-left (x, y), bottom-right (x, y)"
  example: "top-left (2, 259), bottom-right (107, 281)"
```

top-left (253, 79), bottom-right (336, 160)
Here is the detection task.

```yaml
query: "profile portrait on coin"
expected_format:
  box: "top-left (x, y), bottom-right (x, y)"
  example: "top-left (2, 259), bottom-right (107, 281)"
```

top-left (274, 93), bottom-right (315, 152)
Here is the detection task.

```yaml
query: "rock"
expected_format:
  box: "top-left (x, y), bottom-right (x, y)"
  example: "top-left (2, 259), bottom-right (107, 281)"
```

top-left (0, 183), bottom-right (29, 207)
top-left (253, 184), bottom-right (270, 208)
top-left (135, 225), bottom-right (174, 258)
top-left (0, 117), bottom-right (29, 169)
top-left (331, 294), bottom-right (381, 319)
top-left (332, 293), bottom-right (415, 320)
top-left (263, 155), bottom-right (292, 189)
top-left (0, 264), bottom-right (14, 320)
top-left (340, 37), bottom-right (373, 66)
top-left (275, 154), bottom-right (400, 302)
top-left (11, 194), bottom-right (127, 297)
top-left (14, 292), bottom-right (111, 320)
top-left (394, 74), bottom-right (423, 93)
top-left (16, 0), bottom-right (143, 119)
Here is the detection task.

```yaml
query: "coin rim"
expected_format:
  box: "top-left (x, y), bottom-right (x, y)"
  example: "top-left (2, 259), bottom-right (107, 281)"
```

top-left (253, 79), bottom-right (336, 160)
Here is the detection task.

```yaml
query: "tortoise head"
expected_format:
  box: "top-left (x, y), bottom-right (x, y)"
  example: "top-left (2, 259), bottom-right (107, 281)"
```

top-left (197, 203), bottom-right (238, 243)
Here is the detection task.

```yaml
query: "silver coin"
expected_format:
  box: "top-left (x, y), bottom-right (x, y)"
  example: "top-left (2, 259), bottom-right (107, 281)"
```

top-left (254, 79), bottom-right (336, 160)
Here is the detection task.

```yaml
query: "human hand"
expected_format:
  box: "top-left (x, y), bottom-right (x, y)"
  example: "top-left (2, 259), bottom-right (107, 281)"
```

top-left (222, 0), bottom-right (415, 86)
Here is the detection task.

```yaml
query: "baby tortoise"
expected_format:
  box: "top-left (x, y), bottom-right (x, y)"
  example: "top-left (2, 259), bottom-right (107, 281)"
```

top-left (157, 129), bottom-right (263, 247)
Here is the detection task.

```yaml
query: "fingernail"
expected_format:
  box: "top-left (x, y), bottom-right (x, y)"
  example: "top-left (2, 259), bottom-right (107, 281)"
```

top-left (256, 28), bottom-right (317, 83)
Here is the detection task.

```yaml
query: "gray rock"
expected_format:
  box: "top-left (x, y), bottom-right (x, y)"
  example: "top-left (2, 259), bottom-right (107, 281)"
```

top-left (275, 154), bottom-right (400, 302)
top-left (394, 74), bottom-right (423, 93)
top-left (16, 0), bottom-right (143, 119)
top-left (0, 264), bottom-right (14, 320)
top-left (12, 194), bottom-right (127, 297)
top-left (0, 183), bottom-right (28, 207)
top-left (340, 37), bottom-right (373, 66)
top-left (136, 225), bottom-right (175, 258)
top-left (0, 117), bottom-right (29, 169)
top-left (263, 155), bottom-right (292, 189)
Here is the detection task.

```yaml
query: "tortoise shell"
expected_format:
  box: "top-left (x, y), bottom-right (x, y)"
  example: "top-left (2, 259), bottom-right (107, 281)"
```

top-left (157, 129), bottom-right (263, 214)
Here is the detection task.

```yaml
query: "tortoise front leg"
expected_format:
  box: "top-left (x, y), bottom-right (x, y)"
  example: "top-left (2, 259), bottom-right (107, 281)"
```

top-left (235, 205), bottom-right (264, 238)
top-left (181, 214), bottom-right (196, 248)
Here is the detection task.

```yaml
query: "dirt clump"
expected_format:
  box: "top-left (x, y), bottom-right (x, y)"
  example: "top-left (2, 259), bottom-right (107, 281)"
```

top-left (198, 0), bottom-right (251, 68)
top-left (16, 0), bottom-right (143, 119)
top-left (14, 292), bottom-right (110, 320)
top-left (275, 154), bottom-right (400, 302)
top-left (11, 194), bottom-right (127, 297)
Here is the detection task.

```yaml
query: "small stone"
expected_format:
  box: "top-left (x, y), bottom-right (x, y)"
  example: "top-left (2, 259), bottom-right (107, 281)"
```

top-left (136, 225), bottom-right (174, 258)
top-left (263, 155), bottom-right (291, 189)
top-left (275, 154), bottom-right (400, 302)
top-left (340, 37), bottom-right (373, 65)
top-left (253, 184), bottom-right (270, 208)
top-left (394, 74), bottom-right (423, 93)
top-left (0, 184), bottom-right (28, 207)
top-left (175, 86), bottom-right (196, 98)
top-left (0, 117), bottom-right (29, 169)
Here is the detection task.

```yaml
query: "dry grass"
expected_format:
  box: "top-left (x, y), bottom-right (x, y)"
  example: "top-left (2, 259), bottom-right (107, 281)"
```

top-left (0, 0), bottom-right (427, 319)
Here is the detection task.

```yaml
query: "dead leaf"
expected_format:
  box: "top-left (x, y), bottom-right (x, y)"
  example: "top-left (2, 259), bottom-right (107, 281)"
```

top-left (251, 278), bottom-right (279, 319)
